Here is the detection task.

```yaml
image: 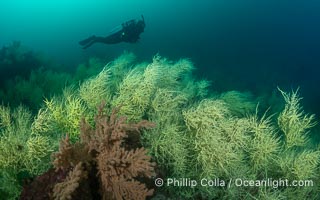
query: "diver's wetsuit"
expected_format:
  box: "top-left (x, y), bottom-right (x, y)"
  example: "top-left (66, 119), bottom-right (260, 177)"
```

top-left (79, 15), bottom-right (145, 49)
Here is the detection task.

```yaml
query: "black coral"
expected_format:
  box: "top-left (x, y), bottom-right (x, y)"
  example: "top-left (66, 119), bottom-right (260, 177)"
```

top-left (52, 103), bottom-right (156, 200)
top-left (53, 162), bottom-right (87, 200)
top-left (97, 147), bottom-right (155, 200)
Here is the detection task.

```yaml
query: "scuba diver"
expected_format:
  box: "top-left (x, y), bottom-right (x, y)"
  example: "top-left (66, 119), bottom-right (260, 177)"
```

top-left (79, 15), bottom-right (145, 49)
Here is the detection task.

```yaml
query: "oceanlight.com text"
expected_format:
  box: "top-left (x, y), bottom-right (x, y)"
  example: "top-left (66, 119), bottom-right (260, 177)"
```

top-left (154, 178), bottom-right (314, 189)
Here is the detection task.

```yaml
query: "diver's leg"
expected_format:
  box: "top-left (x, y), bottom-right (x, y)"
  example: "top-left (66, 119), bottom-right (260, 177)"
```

top-left (94, 36), bottom-right (113, 43)
top-left (81, 36), bottom-right (108, 49)
top-left (79, 35), bottom-right (96, 46)
top-left (82, 40), bottom-right (96, 49)
top-left (100, 33), bottom-right (123, 44)
top-left (80, 36), bottom-right (111, 49)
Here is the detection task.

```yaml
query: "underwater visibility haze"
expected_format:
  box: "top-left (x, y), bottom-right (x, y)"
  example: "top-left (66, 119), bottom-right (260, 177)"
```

top-left (0, 0), bottom-right (320, 199)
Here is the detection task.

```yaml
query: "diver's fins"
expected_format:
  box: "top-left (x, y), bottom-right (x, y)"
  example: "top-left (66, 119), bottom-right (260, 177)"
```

top-left (79, 35), bottom-right (96, 46)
